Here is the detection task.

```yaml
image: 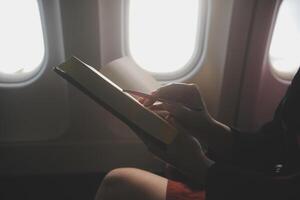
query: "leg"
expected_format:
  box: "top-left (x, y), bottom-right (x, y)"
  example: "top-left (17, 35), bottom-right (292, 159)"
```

top-left (95, 168), bottom-right (168, 200)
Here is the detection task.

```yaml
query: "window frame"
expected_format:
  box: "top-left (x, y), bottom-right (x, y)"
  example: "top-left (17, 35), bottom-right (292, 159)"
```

top-left (121, 0), bottom-right (210, 81)
top-left (0, 0), bottom-right (49, 87)
top-left (268, 0), bottom-right (299, 81)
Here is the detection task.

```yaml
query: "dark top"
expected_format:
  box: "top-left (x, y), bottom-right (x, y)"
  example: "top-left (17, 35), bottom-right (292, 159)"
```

top-left (206, 68), bottom-right (300, 200)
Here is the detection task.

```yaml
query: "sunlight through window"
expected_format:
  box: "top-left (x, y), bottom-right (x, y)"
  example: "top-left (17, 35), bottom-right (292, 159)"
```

top-left (269, 0), bottom-right (300, 79)
top-left (0, 0), bottom-right (45, 75)
top-left (128, 0), bottom-right (200, 74)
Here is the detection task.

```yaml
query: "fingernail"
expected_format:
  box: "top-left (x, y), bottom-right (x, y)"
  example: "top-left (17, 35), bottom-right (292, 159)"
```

top-left (138, 97), bottom-right (144, 103)
top-left (144, 99), bottom-right (152, 106)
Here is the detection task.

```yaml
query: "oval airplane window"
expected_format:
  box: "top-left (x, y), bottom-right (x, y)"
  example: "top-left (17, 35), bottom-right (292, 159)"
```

top-left (269, 0), bottom-right (300, 80)
top-left (128, 0), bottom-right (204, 79)
top-left (0, 0), bottom-right (45, 83)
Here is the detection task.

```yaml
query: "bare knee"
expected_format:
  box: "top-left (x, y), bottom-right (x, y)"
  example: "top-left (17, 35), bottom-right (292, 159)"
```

top-left (95, 168), bottom-right (142, 200)
top-left (95, 168), bottom-right (167, 200)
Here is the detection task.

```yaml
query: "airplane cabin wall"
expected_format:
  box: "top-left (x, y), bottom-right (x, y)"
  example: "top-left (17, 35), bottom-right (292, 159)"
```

top-left (0, 0), bottom-right (287, 175)
top-left (237, 0), bottom-right (289, 131)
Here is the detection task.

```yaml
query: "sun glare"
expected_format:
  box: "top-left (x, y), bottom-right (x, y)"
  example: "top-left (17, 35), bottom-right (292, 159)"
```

top-left (0, 0), bottom-right (45, 75)
top-left (128, 0), bottom-right (199, 74)
top-left (269, 0), bottom-right (300, 78)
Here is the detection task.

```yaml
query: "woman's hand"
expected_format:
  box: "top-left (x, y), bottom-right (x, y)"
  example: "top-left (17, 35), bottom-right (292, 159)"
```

top-left (148, 117), bottom-right (214, 186)
top-left (141, 83), bottom-right (233, 161)
top-left (142, 83), bottom-right (206, 111)
top-left (141, 83), bottom-right (214, 145)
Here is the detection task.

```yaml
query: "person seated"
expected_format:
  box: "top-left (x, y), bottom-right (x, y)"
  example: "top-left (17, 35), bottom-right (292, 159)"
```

top-left (95, 68), bottom-right (300, 200)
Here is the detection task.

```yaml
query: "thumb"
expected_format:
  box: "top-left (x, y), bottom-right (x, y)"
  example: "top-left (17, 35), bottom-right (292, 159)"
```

top-left (163, 103), bottom-right (195, 122)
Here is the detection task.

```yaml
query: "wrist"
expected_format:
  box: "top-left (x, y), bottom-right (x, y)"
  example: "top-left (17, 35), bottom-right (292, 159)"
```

top-left (195, 114), bottom-right (222, 143)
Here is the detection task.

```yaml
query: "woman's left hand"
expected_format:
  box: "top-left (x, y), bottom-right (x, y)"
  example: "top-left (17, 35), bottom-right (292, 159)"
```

top-left (148, 115), bottom-right (214, 186)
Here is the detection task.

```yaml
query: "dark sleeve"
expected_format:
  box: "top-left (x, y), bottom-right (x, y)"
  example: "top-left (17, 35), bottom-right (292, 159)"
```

top-left (230, 68), bottom-right (300, 172)
top-left (230, 125), bottom-right (286, 173)
top-left (205, 163), bottom-right (300, 200)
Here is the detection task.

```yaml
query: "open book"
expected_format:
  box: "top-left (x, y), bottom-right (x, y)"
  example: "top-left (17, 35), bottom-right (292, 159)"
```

top-left (54, 56), bottom-right (178, 150)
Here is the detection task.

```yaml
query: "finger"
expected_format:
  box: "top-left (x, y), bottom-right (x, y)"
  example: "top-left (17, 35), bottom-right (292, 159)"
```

top-left (162, 103), bottom-right (192, 120)
top-left (148, 102), bottom-right (187, 115)
top-left (144, 84), bottom-right (188, 106)
top-left (153, 110), bottom-right (171, 120)
top-left (148, 102), bottom-right (190, 120)
top-left (143, 91), bottom-right (159, 107)
top-left (164, 104), bottom-right (203, 131)
top-left (143, 98), bottom-right (156, 107)
top-left (166, 115), bottom-right (179, 127)
top-left (148, 102), bottom-right (165, 111)
top-left (155, 83), bottom-right (205, 110)
top-left (151, 84), bottom-right (176, 100)
top-left (138, 97), bottom-right (145, 104)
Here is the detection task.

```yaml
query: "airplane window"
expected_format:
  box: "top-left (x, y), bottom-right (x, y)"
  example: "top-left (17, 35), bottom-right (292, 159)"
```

top-left (128, 0), bottom-right (202, 77)
top-left (269, 0), bottom-right (300, 80)
top-left (0, 0), bottom-right (45, 80)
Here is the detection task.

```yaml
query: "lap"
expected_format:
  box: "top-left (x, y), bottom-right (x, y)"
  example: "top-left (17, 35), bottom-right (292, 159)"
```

top-left (96, 168), bottom-right (204, 200)
top-left (95, 168), bottom-right (168, 200)
top-left (167, 180), bottom-right (205, 200)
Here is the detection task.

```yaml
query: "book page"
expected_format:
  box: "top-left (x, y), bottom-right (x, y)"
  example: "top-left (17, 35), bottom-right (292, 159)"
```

top-left (100, 57), bottom-right (161, 94)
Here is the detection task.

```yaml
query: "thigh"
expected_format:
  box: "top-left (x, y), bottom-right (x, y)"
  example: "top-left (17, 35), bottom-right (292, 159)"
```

top-left (96, 168), bottom-right (168, 200)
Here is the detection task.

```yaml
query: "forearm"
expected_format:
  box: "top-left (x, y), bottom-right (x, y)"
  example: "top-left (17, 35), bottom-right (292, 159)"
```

top-left (208, 119), bottom-right (234, 161)
top-left (203, 120), bottom-right (288, 170)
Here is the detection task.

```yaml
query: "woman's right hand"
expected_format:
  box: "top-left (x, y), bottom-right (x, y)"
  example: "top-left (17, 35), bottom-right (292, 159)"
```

top-left (143, 83), bottom-right (206, 111)
top-left (141, 83), bottom-right (233, 161)
top-left (146, 116), bottom-right (215, 186)
top-left (141, 83), bottom-right (215, 145)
